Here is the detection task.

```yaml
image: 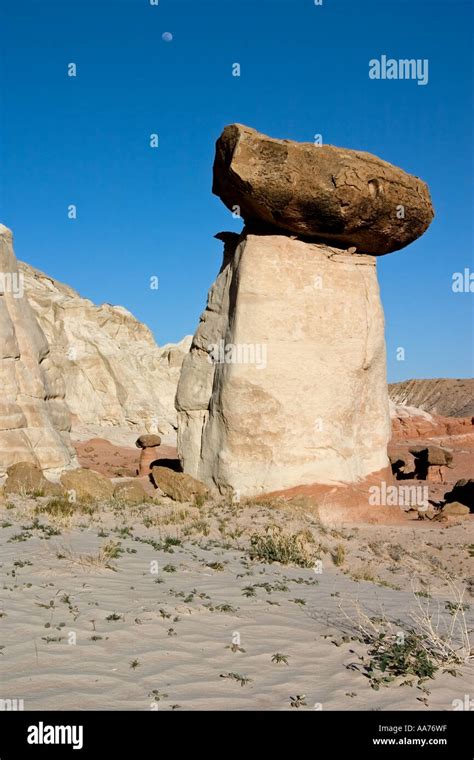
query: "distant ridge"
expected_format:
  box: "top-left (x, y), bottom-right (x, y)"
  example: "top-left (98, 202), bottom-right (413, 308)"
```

top-left (389, 378), bottom-right (474, 418)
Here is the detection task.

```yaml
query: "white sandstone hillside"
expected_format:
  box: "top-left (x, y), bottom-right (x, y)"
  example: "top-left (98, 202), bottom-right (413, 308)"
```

top-left (19, 261), bottom-right (191, 442)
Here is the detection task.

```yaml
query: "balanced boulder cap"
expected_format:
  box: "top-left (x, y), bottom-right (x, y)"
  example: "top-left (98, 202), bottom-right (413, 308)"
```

top-left (213, 124), bottom-right (434, 255)
top-left (135, 434), bottom-right (161, 449)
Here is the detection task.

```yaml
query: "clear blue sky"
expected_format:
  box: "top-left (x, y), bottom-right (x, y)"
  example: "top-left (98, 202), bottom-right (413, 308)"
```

top-left (0, 0), bottom-right (472, 382)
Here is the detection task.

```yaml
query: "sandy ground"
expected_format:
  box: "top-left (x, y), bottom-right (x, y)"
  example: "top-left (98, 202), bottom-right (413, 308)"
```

top-left (0, 493), bottom-right (472, 711)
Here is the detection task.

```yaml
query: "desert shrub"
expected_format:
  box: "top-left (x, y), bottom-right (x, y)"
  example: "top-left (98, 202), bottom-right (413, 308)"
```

top-left (193, 493), bottom-right (206, 508)
top-left (340, 579), bottom-right (472, 690)
top-left (35, 496), bottom-right (94, 518)
top-left (332, 544), bottom-right (345, 566)
top-left (248, 526), bottom-right (315, 567)
top-left (364, 632), bottom-right (438, 689)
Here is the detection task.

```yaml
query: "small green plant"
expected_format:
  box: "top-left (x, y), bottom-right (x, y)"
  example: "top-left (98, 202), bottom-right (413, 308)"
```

top-left (207, 561), bottom-right (225, 571)
top-left (134, 536), bottom-right (163, 551)
top-left (105, 612), bottom-right (123, 622)
top-left (271, 653), bottom-right (289, 665)
top-left (219, 672), bottom-right (251, 686)
top-left (113, 526), bottom-right (133, 538)
top-left (214, 603), bottom-right (238, 614)
top-left (163, 536), bottom-right (181, 552)
top-left (8, 532), bottom-right (31, 543)
top-left (445, 601), bottom-right (470, 616)
top-left (290, 695), bottom-right (307, 708)
top-left (226, 643), bottom-right (246, 654)
top-left (163, 564), bottom-right (177, 573)
top-left (363, 633), bottom-right (438, 690)
top-left (129, 659), bottom-right (140, 669)
top-left (13, 560), bottom-right (32, 568)
top-left (148, 689), bottom-right (168, 702)
top-left (35, 599), bottom-right (55, 610)
top-left (101, 540), bottom-right (124, 561)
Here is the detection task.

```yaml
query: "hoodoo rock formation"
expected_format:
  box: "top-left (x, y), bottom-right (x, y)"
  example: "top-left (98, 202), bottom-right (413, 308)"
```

top-left (0, 225), bottom-right (75, 477)
top-left (176, 125), bottom-right (435, 497)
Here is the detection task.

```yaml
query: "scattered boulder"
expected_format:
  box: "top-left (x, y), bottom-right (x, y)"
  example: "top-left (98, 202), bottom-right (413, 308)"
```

top-left (444, 479), bottom-right (474, 511)
top-left (151, 466), bottom-right (208, 502)
top-left (4, 462), bottom-right (63, 497)
top-left (60, 468), bottom-right (114, 502)
top-left (113, 479), bottom-right (150, 505)
top-left (409, 444), bottom-right (453, 467)
top-left (213, 124), bottom-right (434, 255)
top-left (431, 512), bottom-right (448, 523)
top-left (415, 505), bottom-right (436, 521)
top-left (409, 445), bottom-right (453, 482)
top-left (388, 447), bottom-right (415, 479)
top-left (441, 501), bottom-right (470, 517)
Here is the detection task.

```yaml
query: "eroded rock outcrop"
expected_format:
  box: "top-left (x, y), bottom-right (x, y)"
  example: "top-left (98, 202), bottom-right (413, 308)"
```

top-left (0, 225), bottom-right (75, 477)
top-left (177, 125), bottom-right (434, 497)
top-left (20, 262), bottom-right (191, 439)
top-left (390, 400), bottom-right (474, 439)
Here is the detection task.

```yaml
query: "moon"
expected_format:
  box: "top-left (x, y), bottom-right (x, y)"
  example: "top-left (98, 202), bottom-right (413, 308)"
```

top-left (162, 32), bottom-right (173, 42)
